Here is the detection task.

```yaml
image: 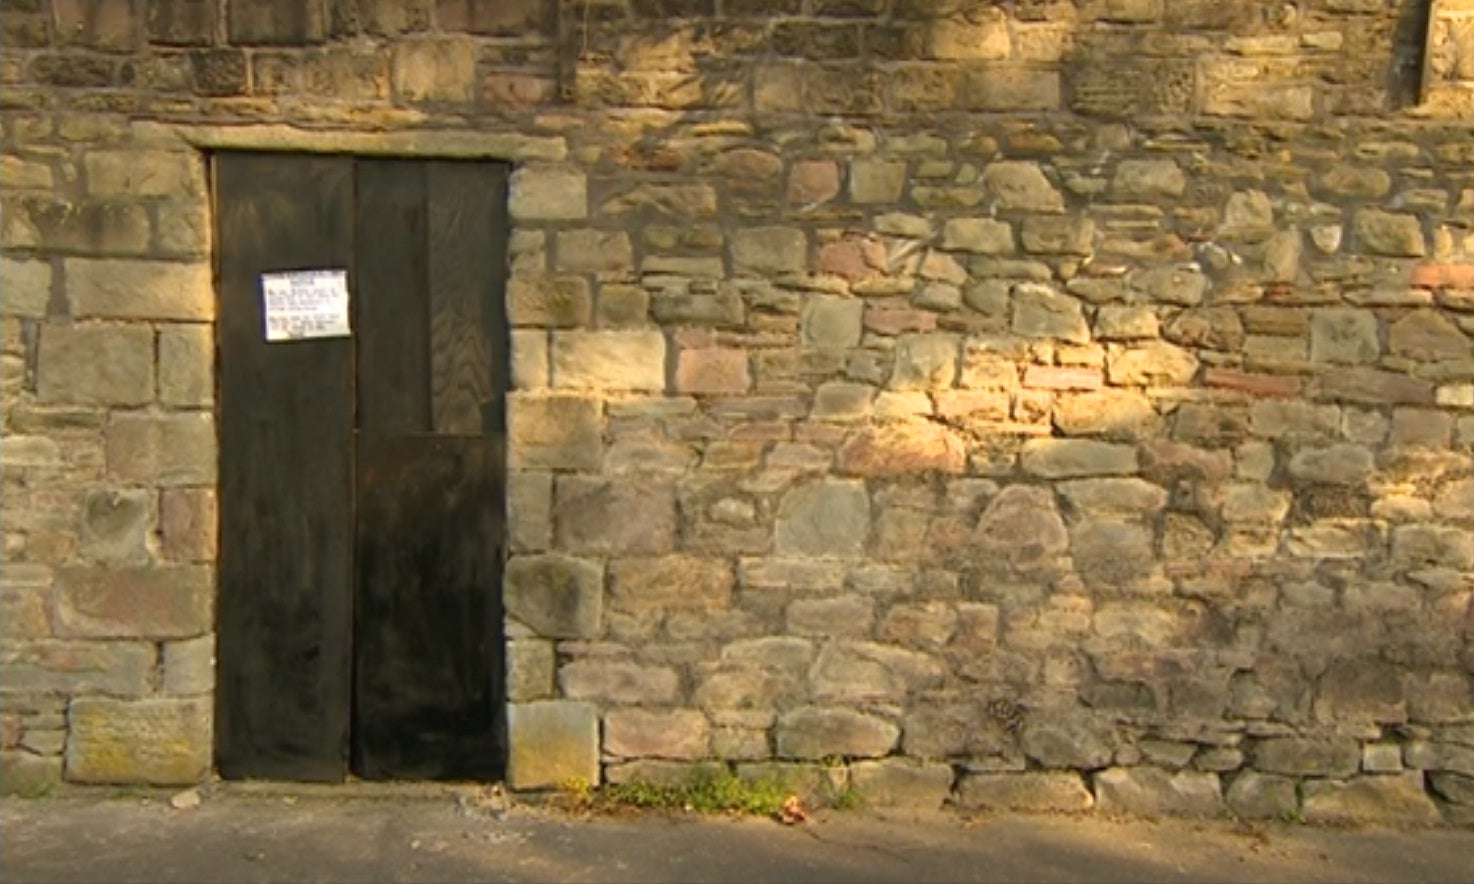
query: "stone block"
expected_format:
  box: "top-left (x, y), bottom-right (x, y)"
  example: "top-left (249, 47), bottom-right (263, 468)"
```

top-left (1021, 439), bottom-right (1137, 478)
top-left (1310, 309), bottom-right (1380, 364)
top-left (158, 324), bottom-right (213, 407)
top-left (801, 295), bottom-right (863, 351)
top-left (610, 556), bottom-right (733, 613)
top-left (503, 554), bottom-right (602, 639)
top-left (1354, 209), bottom-right (1426, 257)
top-left (55, 566), bottom-right (212, 639)
top-left (973, 484), bottom-right (1069, 569)
top-left (1111, 160), bottom-right (1187, 198)
top-left (1388, 310), bottom-right (1472, 361)
top-left (437, 0), bottom-right (549, 35)
top-left (555, 477), bottom-right (676, 556)
top-left (849, 160), bottom-right (906, 204)
top-left (1, 258), bottom-right (52, 318)
top-left (1020, 712), bottom-right (1114, 769)
top-left (560, 659), bottom-right (679, 705)
top-left (507, 701), bottom-right (599, 789)
top-left (731, 227), bottom-right (808, 276)
top-left (84, 152), bottom-right (202, 200)
top-left (890, 333), bottom-right (959, 389)
top-left (0, 640), bottom-right (154, 696)
top-left (0, 751), bottom-right (63, 796)
top-left (159, 488), bottom-right (215, 562)
top-left (789, 595), bottom-right (875, 637)
top-left (1252, 737), bottom-right (1360, 777)
top-left (551, 330), bottom-right (665, 392)
top-left (982, 161), bottom-right (1064, 212)
top-left (1107, 341), bottom-right (1199, 386)
top-left (837, 422), bottom-right (966, 477)
top-left (227, 0), bottom-right (325, 43)
top-left (1225, 771), bottom-right (1298, 819)
top-left (510, 329), bottom-right (549, 390)
top-left (508, 395), bottom-right (602, 471)
top-left (604, 709), bottom-right (709, 760)
top-left (159, 634), bottom-right (213, 695)
top-left (509, 277), bottom-right (592, 328)
top-left (1302, 773), bottom-right (1442, 826)
top-left (37, 324), bottom-right (153, 406)
top-left (53, 0), bottom-right (140, 50)
top-left (850, 759), bottom-right (953, 808)
top-left (1286, 444), bottom-right (1374, 485)
top-left (1094, 767), bottom-right (1225, 818)
top-left (930, 8), bottom-right (1010, 59)
top-left (79, 488), bottom-right (153, 564)
top-left (66, 696), bottom-right (210, 785)
top-left (555, 230), bottom-right (633, 275)
top-left (510, 167), bottom-right (588, 221)
top-left (776, 706), bottom-right (899, 759)
top-left (1012, 285), bottom-right (1089, 342)
top-left (1430, 772), bottom-right (1474, 806)
top-left (506, 638), bottom-right (555, 702)
top-left (146, 0), bottom-right (216, 46)
top-left (1071, 521), bottom-right (1156, 584)
top-left (676, 348), bottom-right (750, 395)
top-left (942, 218), bottom-right (1014, 254)
top-left (1130, 267), bottom-right (1207, 306)
top-left (1054, 390), bottom-right (1159, 439)
top-left (957, 772), bottom-right (1095, 813)
top-left (1317, 368), bottom-right (1433, 405)
top-left (774, 480), bottom-right (870, 558)
top-left (390, 36), bottom-right (475, 101)
top-left (960, 66), bottom-right (1060, 111)
top-left (1021, 216), bottom-right (1095, 256)
top-left (7, 198), bottom-right (151, 256)
top-left (105, 412), bottom-right (216, 486)
top-left (788, 160), bottom-right (841, 204)
top-left (507, 472), bottom-right (552, 553)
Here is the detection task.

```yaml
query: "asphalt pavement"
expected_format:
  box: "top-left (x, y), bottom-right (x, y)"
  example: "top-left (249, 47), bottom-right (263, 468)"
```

top-left (3, 786), bottom-right (1473, 884)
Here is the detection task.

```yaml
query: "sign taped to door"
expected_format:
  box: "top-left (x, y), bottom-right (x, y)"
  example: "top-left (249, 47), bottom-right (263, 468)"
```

top-left (261, 269), bottom-right (351, 341)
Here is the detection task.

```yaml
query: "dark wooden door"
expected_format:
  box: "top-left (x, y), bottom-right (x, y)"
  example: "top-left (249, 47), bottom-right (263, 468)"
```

top-left (216, 153), bottom-right (508, 782)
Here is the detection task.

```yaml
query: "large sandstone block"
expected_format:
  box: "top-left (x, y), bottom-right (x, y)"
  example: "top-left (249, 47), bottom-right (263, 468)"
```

top-left (66, 696), bottom-right (211, 785)
top-left (105, 413), bottom-right (216, 485)
top-left (5, 197), bottom-right (151, 256)
top-left (1, 258), bottom-right (52, 318)
top-left (507, 395), bottom-right (602, 471)
top-left (391, 36), bottom-right (476, 102)
top-left (957, 771), bottom-right (1094, 812)
top-left (157, 324), bottom-right (213, 406)
top-left (555, 477), bottom-right (677, 555)
top-left (0, 640), bottom-right (154, 696)
top-left (503, 554), bottom-right (602, 638)
top-left (507, 701), bottom-right (599, 789)
top-left (67, 259), bottom-right (212, 321)
top-left (551, 330), bottom-right (666, 392)
top-left (1302, 773), bottom-right (1442, 826)
top-left (159, 488), bottom-right (216, 562)
top-left (55, 566), bottom-right (212, 639)
top-left (84, 152), bottom-right (203, 200)
top-left (774, 480), bottom-right (870, 557)
top-left (1021, 439), bottom-right (1137, 478)
top-left (79, 488), bottom-right (153, 564)
top-left (1094, 767), bottom-right (1225, 818)
top-left (850, 759), bottom-right (954, 808)
top-left (37, 324), bottom-right (153, 406)
top-left (776, 706), bottom-right (899, 759)
top-left (509, 167), bottom-right (588, 221)
top-left (604, 709), bottom-right (709, 759)
top-left (731, 227), bottom-right (808, 276)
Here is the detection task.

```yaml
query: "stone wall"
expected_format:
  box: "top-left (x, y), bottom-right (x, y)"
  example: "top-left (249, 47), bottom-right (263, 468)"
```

top-left (2, 0), bottom-right (1472, 825)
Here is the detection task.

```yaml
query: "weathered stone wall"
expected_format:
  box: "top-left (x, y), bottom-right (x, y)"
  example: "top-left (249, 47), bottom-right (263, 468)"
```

top-left (2, 0), bottom-right (1472, 824)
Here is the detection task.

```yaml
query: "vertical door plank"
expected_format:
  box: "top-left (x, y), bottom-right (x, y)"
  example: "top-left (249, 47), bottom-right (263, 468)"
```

top-left (355, 161), bottom-right (431, 433)
top-left (426, 162), bottom-right (506, 435)
top-left (352, 435), bottom-right (506, 781)
top-left (216, 152), bottom-right (355, 782)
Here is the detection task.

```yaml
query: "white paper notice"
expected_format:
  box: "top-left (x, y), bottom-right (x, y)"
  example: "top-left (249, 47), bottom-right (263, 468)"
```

top-left (260, 269), bottom-right (351, 342)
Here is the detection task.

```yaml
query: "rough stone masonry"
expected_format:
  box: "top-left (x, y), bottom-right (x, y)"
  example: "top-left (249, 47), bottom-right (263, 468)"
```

top-left (2, 0), bottom-right (1473, 826)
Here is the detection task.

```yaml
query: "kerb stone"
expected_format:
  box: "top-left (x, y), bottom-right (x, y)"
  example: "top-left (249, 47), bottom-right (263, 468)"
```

top-left (957, 772), bottom-right (1095, 812)
top-left (850, 759), bottom-right (954, 808)
top-left (1093, 767), bottom-right (1225, 818)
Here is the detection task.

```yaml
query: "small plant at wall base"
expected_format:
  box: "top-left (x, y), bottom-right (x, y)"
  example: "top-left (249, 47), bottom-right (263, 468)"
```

top-left (558, 770), bottom-right (793, 817)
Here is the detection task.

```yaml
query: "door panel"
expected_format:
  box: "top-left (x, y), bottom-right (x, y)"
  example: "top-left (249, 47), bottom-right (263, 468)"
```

top-left (426, 162), bottom-right (507, 435)
top-left (351, 435), bottom-right (505, 780)
top-left (216, 153), bottom-right (357, 781)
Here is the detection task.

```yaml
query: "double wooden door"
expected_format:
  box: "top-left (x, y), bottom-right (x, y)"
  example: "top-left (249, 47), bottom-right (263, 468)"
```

top-left (214, 153), bottom-right (508, 781)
